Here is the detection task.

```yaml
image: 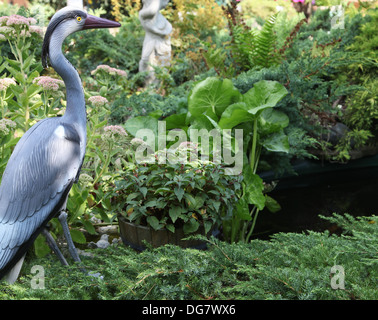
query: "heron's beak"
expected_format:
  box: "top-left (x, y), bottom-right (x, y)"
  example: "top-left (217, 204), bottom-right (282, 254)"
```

top-left (83, 15), bottom-right (121, 30)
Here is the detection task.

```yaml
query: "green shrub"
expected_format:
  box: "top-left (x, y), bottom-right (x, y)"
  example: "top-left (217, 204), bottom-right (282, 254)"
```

top-left (1, 213), bottom-right (376, 300)
top-left (114, 145), bottom-right (242, 234)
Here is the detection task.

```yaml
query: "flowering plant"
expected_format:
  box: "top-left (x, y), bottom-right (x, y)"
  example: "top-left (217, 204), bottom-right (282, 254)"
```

top-left (66, 96), bottom-right (130, 233)
top-left (115, 143), bottom-right (242, 235)
top-left (0, 13), bottom-right (45, 132)
top-left (33, 76), bottom-right (65, 116)
top-left (91, 64), bottom-right (128, 78)
top-left (88, 95), bottom-right (109, 108)
top-left (33, 76), bottom-right (64, 92)
top-left (0, 77), bottom-right (16, 117)
top-left (0, 118), bottom-right (17, 175)
top-left (90, 64), bottom-right (127, 100)
top-left (0, 13), bottom-right (46, 179)
top-left (0, 14), bottom-right (43, 40)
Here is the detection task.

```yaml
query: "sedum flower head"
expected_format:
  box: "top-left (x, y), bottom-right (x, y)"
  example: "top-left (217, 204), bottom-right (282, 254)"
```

top-left (178, 141), bottom-right (198, 151)
top-left (0, 15), bottom-right (36, 27)
top-left (103, 125), bottom-right (127, 137)
top-left (0, 26), bottom-right (15, 37)
top-left (0, 118), bottom-right (16, 136)
top-left (29, 25), bottom-right (43, 37)
top-left (91, 64), bottom-right (127, 77)
top-left (33, 76), bottom-right (65, 91)
top-left (0, 15), bottom-right (42, 39)
top-left (131, 137), bottom-right (146, 146)
top-left (0, 77), bottom-right (16, 91)
top-left (79, 173), bottom-right (94, 185)
top-left (88, 95), bottom-right (109, 107)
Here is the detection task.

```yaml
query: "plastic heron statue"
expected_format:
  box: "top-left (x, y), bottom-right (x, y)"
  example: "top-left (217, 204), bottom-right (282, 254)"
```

top-left (0, 7), bottom-right (120, 284)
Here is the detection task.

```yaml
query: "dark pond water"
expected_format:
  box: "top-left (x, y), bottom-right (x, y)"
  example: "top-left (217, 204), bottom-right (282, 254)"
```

top-left (253, 172), bottom-right (378, 239)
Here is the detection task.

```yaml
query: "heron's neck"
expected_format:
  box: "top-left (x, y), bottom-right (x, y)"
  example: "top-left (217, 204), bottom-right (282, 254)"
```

top-left (49, 35), bottom-right (86, 127)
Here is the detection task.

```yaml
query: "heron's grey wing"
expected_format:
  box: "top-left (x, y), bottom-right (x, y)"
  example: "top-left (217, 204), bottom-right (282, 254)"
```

top-left (0, 118), bottom-right (82, 275)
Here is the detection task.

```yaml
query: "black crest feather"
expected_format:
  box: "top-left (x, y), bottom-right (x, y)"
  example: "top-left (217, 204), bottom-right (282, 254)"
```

top-left (42, 10), bottom-right (87, 69)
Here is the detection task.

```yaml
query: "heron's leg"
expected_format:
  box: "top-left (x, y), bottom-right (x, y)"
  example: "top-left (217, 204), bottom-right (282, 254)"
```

top-left (42, 228), bottom-right (68, 266)
top-left (58, 211), bottom-right (102, 279)
top-left (58, 211), bottom-right (82, 264)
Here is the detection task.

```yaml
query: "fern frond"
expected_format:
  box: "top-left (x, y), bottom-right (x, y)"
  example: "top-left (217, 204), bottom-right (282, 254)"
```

top-left (251, 14), bottom-right (279, 68)
top-left (201, 45), bottom-right (235, 78)
top-left (229, 24), bottom-right (256, 70)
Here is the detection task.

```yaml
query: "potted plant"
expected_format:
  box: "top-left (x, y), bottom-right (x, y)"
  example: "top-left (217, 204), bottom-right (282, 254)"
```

top-left (114, 142), bottom-right (242, 250)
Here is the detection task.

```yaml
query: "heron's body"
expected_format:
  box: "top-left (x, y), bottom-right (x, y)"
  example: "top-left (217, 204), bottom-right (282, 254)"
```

top-left (0, 118), bottom-right (83, 280)
top-left (0, 6), bottom-right (120, 283)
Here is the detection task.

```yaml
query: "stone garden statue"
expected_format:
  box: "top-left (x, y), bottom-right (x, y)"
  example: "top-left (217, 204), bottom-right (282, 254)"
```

top-left (67, 0), bottom-right (83, 9)
top-left (139, 0), bottom-right (172, 86)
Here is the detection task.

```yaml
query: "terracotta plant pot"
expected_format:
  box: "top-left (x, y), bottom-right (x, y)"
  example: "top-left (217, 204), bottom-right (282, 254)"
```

top-left (118, 215), bottom-right (214, 251)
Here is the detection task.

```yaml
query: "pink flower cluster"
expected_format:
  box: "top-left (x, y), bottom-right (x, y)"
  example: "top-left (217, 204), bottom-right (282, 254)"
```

top-left (29, 26), bottom-right (44, 37)
top-left (103, 125), bottom-right (127, 137)
top-left (33, 76), bottom-right (65, 91)
top-left (0, 15), bottom-right (43, 39)
top-left (0, 77), bottom-right (16, 91)
top-left (178, 141), bottom-right (198, 151)
top-left (0, 118), bottom-right (16, 136)
top-left (88, 95), bottom-right (109, 107)
top-left (91, 65), bottom-right (127, 77)
top-left (131, 137), bottom-right (146, 146)
top-left (0, 15), bottom-right (36, 27)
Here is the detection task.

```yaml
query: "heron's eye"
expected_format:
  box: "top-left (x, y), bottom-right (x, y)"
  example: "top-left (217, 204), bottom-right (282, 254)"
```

top-left (76, 16), bottom-right (82, 22)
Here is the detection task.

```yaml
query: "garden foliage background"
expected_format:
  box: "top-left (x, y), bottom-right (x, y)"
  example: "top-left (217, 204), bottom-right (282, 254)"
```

top-left (0, 0), bottom-right (377, 299)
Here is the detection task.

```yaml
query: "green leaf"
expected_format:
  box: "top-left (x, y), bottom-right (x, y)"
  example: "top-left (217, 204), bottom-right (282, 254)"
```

top-left (166, 224), bottom-right (175, 233)
top-left (147, 216), bottom-right (163, 230)
top-left (258, 108), bottom-right (289, 136)
top-left (23, 54), bottom-right (34, 70)
top-left (188, 114), bottom-right (216, 133)
top-left (212, 200), bottom-right (221, 213)
top-left (94, 119), bottom-right (108, 129)
top-left (27, 70), bottom-right (39, 83)
top-left (82, 220), bottom-right (96, 235)
top-left (125, 116), bottom-right (158, 137)
top-left (149, 109), bottom-right (163, 119)
top-left (165, 113), bottom-right (187, 130)
top-left (169, 206), bottom-right (182, 223)
top-left (139, 187), bottom-right (148, 198)
top-left (188, 77), bottom-right (241, 118)
top-left (34, 234), bottom-right (51, 258)
top-left (99, 86), bottom-right (107, 96)
top-left (174, 187), bottom-right (185, 202)
top-left (204, 221), bottom-right (212, 234)
top-left (243, 167), bottom-right (266, 210)
top-left (126, 192), bottom-right (140, 202)
top-left (183, 218), bottom-right (200, 234)
top-left (145, 200), bottom-right (157, 207)
top-left (69, 201), bottom-right (87, 223)
top-left (261, 129), bottom-right (290, 153)
top-left (154, 187), bottom-right (171, 194)
top-left (265, 195), bottom-right (281, 213)
top-left (218, 102), bottom-right (253, 129)
top-left (243, 80), bottom-right (288, 116)
top-left (183, 193), bottom-right (196, 209)
top-left (236, 196), bottom-right (251, 221)
top-left (70, 229), bottom-right (87, 244)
